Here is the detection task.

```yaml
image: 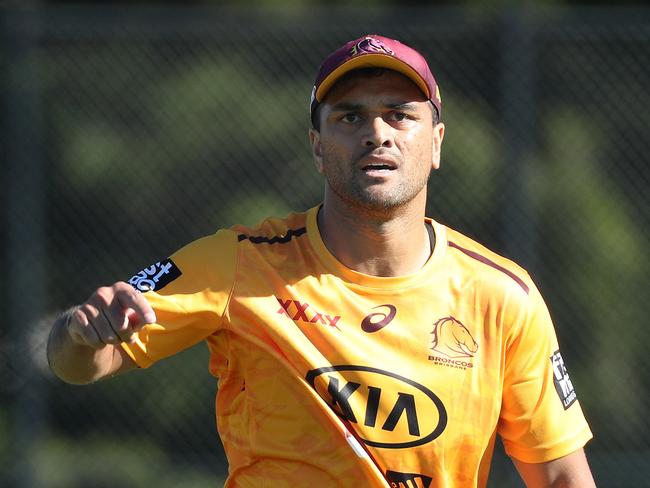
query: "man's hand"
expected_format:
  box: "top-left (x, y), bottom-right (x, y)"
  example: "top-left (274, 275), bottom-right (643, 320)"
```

top-left (48, 281), bottom-right (156, 384)
top-left (67, 281), bottom-right (157, 348)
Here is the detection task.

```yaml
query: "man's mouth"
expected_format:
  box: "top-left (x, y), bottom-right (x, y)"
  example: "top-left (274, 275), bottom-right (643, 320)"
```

top-left (362, 163), bottom-right (395, 172)
top-left (360, 155), bottom-right (397, 173)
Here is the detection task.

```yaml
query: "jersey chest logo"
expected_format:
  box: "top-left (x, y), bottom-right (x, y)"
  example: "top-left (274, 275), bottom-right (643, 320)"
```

top-left (306, 365), bottom-right (447, 449)
top-left (276, 297), bottom-right (341, 330)
top-left (428, 316), bottom-right (478, 370)
top-left (360, 304), bottom-right (397, 333)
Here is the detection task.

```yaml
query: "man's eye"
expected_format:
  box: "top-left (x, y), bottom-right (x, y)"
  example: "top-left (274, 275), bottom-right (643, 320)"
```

top-left (342, 113), bottom-right (360, 123)
top-left (391, 112), bottom-right (408, 122)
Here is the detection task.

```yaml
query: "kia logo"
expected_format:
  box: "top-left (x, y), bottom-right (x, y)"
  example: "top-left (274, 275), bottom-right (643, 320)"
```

top-left (306, 365), bottom-right (447, 449)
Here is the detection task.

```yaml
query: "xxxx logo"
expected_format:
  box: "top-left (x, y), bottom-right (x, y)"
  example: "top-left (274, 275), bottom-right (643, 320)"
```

top-left (276, 297), bottom-right (341, 329)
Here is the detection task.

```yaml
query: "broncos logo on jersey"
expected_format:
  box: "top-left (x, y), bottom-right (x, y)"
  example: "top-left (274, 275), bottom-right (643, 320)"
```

top-left (430, 316), bottom-right (478, 359)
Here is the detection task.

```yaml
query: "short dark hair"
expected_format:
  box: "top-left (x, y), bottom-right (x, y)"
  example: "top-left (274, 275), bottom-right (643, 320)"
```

top-left (311, 68), bottom-right (440, 131)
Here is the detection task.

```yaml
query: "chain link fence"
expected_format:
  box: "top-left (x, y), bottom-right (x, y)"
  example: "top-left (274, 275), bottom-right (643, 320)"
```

top-left (2, 5), bottom-right (649, 487)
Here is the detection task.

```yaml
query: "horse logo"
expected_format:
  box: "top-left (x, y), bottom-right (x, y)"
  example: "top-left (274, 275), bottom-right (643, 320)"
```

top-left (430, 317), bottom-right (478, 359)
top-left (350, 36), bottom-right (395, 57)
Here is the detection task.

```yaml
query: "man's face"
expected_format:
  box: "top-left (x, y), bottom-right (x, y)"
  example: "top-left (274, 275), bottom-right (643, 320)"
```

top-left (310, 70), bottom-right (444, 213)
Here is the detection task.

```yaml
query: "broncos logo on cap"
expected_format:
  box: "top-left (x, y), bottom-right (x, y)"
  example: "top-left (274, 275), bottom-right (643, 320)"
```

top-left (431, 316), bottom-right (478, 359)
top-left (350, 36), bottom-right (395, 57)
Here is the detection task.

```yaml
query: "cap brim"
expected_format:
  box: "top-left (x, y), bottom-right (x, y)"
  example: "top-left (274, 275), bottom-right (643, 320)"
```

top-left (314, 53), bottom-right (431, 103)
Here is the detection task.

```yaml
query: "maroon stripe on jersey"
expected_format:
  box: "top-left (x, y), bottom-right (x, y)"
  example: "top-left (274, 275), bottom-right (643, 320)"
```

top-left (238, 226), bottom-right (307, 244)
top-left (448, 241), bottom-right (530, 294)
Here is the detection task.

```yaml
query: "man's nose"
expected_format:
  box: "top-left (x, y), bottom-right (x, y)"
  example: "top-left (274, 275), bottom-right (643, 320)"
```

top-left (362, 116), bottom-right (394, 148)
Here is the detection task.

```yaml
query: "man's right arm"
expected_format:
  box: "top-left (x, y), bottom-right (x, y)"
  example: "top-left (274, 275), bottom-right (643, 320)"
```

top-left (46, 282), bottom-right (156, 385)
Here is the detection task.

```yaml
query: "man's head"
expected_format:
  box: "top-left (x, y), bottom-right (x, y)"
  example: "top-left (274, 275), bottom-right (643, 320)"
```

top-left (309, 35), bottom-right (445, 214)
top-left (310, 35), bottom-right (441, 130)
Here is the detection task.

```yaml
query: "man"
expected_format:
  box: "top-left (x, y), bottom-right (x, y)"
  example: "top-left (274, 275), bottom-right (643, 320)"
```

top-left (47, 35), bottom-right (595, 487)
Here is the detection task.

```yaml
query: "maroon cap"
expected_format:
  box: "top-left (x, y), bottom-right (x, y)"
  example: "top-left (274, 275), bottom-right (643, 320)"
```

top-left (310, 34), bottom-right (441, 123)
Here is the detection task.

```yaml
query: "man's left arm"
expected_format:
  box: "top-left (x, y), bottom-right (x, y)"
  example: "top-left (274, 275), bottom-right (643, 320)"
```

top-left (498, 279), bottom-right (594, 485)
top-left (513, 448), bottom-right (596, 487)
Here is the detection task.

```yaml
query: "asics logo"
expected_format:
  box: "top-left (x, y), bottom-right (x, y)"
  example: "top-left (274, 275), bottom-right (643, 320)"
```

top-left (361, 304), bottom-right (397, 333)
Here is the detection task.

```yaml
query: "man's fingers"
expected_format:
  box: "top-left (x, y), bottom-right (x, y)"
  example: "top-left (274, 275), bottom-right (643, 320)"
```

top-left (95, 281), bottom-right (155, 331)
top-left (67, 307), bottom-right (104, 349)
top-left (67, 282), bottom-right (156, 349)
top-left (100, 308), bottom-right (131, 344)
top-left (99, 296), bottom-right (137, 342)
top-left (81, 301), bottom-right (122, 346)
top-left (114, 282), bottom-right (157, 326)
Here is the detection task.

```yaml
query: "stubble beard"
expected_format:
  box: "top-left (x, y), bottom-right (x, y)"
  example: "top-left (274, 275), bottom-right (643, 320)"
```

top-left (324, 163), bottom-right (431, 216)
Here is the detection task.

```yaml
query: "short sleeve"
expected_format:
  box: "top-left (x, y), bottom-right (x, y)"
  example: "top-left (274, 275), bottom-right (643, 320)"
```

top-left (498, 284), bottom-right (593, 463)
top-left (120, 229), bottom-right (239, 368)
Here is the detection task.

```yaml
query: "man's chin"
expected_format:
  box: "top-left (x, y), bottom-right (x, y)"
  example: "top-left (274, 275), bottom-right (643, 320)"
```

top-left (348, 191), bottom-right (410, 212)
top-left (327, 181), bottom-right (418, 213)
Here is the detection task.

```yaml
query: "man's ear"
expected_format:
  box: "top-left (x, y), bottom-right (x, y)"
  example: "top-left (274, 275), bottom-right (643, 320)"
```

top-left (432, 122), bottom-right (445, 170)
top-left (309, 128), bottom-right (324, 174)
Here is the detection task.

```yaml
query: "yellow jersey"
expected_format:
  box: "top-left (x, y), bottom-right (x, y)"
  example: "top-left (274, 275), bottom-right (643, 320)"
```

top-left (121, 205), bottom-right (592, 488)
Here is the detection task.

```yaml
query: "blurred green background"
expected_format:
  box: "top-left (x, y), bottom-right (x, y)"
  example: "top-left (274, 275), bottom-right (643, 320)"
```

top-left (2, 2), bottom-right (649, 487)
